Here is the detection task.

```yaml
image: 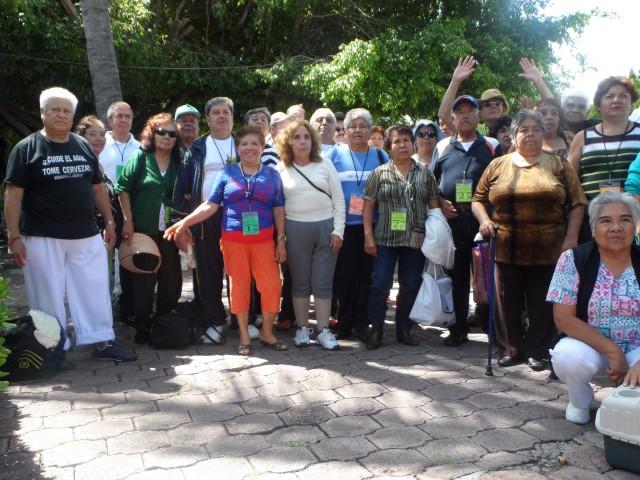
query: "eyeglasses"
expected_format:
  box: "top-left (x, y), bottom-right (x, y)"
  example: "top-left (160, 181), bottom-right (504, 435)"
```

top-left (482, 101), bottom-right (503, 108)
top-left (565, 102), bottom-right (587, 111)
top-left (347, 124), bottom-right (369, 131)
top-left (335, 127), bottom-right (346, 132)
top-left (156, 129), bottom-right (177, 138)
top-left (416, 130), bottom-right (437, 139)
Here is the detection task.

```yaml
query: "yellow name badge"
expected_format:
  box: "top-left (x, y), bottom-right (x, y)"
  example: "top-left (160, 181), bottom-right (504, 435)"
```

top-left (599, 181), bottom-right (621, 193)
top-left (390, 210), bottom-right (407, 231)
top-left (349, 193), bottom-right (364, 216)
top-left (242, 211), bottom-right (259, 235)
top-left (455, 179), bottom-right (473, 203)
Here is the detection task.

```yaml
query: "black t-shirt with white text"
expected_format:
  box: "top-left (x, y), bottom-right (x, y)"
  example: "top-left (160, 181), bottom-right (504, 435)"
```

top-left (5, 131), bottom-right (104, 239)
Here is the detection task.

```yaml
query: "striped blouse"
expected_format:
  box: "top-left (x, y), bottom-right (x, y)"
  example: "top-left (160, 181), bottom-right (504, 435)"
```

top-left (579, 122), bottom-right (640, 200)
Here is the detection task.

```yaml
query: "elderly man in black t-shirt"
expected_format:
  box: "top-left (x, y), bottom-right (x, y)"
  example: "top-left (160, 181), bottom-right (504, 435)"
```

top-left (4, 87), bottom-right (136, 362)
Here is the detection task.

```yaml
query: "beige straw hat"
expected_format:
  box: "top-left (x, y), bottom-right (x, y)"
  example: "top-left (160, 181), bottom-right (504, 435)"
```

top-left (118, 233), bottom-right (162, 274)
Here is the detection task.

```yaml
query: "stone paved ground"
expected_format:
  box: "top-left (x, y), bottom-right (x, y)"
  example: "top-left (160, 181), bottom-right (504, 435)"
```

top-left (1, 252), bottom-right (639, 480)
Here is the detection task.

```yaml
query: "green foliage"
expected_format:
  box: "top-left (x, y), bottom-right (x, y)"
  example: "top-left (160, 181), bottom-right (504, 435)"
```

top-left (0, 0), bottom-right (590, 143)
top-left (0, 277), bottom-right (16, 391)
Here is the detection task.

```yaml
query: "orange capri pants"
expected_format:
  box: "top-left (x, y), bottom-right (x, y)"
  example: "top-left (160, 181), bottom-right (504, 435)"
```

top-left (220, 239), bottom-right (282, 314)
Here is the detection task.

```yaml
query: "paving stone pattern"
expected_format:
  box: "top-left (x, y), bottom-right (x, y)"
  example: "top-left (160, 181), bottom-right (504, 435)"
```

top-left (1, 258), bottom-right (639, 479)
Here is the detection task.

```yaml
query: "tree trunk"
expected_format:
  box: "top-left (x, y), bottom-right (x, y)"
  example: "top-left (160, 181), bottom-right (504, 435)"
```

top-left (81, 0), bottom-right (122, 123)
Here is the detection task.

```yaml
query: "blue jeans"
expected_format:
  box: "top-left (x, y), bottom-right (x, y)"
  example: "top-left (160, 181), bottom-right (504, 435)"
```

top-left (368, 245), bottom-right (426, 333)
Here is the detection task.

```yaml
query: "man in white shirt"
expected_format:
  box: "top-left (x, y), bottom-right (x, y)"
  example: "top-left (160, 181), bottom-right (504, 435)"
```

top-left (99, 101), bottom-right (141, 326)
top-left (99, 102), bottom-right (141, 184)
top-left (311, 108), bottom-right (340, 154)
top-left (172, 97), bottom-right (237, 345)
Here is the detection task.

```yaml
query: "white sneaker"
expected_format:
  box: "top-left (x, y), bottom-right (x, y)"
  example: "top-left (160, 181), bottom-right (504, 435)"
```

top-left (254, 314), bottom-right (263, 327)
top-left (201, 326), bottom-right (225, 345)
top-left (295, 326), bottom-right (313, 347)
top-left (248, 324), bottom-right (260, 340)
top-left (565, 403), bottom-right (590, 424)
top-left (316, 328), bottom-right (340, 351)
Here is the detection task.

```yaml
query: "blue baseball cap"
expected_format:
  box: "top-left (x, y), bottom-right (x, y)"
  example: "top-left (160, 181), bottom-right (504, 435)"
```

top-left (452, 95), bottom-right (479, 111)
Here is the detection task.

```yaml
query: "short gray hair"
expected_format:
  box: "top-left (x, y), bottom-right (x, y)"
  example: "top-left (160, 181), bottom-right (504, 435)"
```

top-left (588, 191), bottom-right (639, 231)
top-left (205, 97), bottom-right (234, 116)
top-left (310, 108), bottom-right (336, 126)
top-left (561, 89), bottom-right (591, 109)
top-left (344, 108), bottom-right (373, 129)
top-left (40, 87), bottom-right (78, 113)
top-left (511, 109), bottom-right (545, 138)
top-left (107, 101), bottom-right (133, 119)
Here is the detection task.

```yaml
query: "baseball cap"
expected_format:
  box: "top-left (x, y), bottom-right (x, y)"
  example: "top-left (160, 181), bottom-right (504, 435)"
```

top-left (413, 119), bottom-right (444, 141)
top-left (270, 112), bottom-right (295, 125)
top-left (452, 95), bottom-right (479, 111)
top-left (175, 104), bottom-right (201, 121)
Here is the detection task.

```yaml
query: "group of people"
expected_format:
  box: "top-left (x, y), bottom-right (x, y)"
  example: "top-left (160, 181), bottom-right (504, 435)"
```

top-left (5, 55), bottom-right (640, 425)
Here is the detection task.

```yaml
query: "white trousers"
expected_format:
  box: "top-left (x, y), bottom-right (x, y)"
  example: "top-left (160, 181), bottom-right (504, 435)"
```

top-left (23, 235), bottom-right (114, 347)
top-left (550, 337), bottom-right (640, 408)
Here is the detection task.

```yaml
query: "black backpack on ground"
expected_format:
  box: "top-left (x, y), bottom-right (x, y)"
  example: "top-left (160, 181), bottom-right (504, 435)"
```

top-left (150, 301), bottom-right (205, 349)
top-left (3, 313), bottom-right (66, 381)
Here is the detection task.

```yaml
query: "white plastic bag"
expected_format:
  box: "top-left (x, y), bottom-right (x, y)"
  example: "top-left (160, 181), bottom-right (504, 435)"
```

top-left (422, 208), bottom-right (455, 269)
top-left (409, 262), bottom-right (456, 327)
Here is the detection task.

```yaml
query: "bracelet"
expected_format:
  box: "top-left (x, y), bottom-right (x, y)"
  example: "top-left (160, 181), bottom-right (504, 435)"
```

top-left (8, 236), bottom-right (21, 246)
top-left (277, 234), bottom-right (287, 242)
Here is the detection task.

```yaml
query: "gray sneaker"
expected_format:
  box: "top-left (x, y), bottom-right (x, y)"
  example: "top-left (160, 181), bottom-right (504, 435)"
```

top-left (316, 328), bottom-right (340, 351)
top-left (294, 326), bottom-right (313, 347)
top-left (201, 326), bottom-right (225, 345)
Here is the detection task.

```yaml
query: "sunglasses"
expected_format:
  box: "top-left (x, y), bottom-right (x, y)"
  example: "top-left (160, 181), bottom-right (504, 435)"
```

top-left (483, 101), bottom-right (503, 108)
top-left (335, 127), bottom-right (346, 132)
top-left (156, 129), bottom-right (177, 138)
top-left (416, 130), bottom-right (437, 139)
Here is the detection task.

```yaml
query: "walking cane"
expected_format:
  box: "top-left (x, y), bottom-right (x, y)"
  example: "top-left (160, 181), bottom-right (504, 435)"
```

top-left (473, 227), bottom-right (498, 376)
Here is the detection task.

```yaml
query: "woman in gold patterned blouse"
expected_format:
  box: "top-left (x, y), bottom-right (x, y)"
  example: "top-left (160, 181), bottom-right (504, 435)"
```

top-left (472, 110), bottom-right (587, 371)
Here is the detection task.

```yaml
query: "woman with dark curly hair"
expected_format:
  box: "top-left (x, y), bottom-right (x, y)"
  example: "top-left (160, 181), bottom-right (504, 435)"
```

top-left (535, 98), bottom-right (571, 159)
top-left (116, 113), bottom-right (182, 344)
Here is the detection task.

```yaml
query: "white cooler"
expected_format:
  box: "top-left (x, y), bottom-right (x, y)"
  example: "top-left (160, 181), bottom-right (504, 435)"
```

top-left (595, 385), bottom-right (640, 474)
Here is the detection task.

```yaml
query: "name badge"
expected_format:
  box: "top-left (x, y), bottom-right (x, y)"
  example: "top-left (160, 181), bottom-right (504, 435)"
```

top-left (599, 181), bottom-right (621, 193)
top-left (242, 211), bottom-right (259, 235)
top-left (391, 210), bottom-right (407, 231)
top-left (455, 179), bottom-right (473, 203)
top-left (349, 193), bottom-right (364, 215)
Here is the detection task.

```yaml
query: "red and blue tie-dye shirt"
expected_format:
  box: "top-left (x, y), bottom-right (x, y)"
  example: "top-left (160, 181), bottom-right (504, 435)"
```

top-left (547, 249), bottom-right (640, 353)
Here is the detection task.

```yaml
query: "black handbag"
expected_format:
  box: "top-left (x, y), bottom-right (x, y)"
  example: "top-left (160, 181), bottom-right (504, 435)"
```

top-left (150, 301), bottom-right (205, 349)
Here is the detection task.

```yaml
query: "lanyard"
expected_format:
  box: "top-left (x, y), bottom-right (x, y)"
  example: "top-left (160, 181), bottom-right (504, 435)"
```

top-left (390, 161), bottom-right (416, 224)
top-left (349, 147), bottom-right (370, 192)
top-left (601, 121), bottom-right (630, 181)
top-left (212, 138), bottom-right (236, 167)
top-left (239, 162), bottom-right (261, 209)
top-left (114, 138), bottom-right (131, 164)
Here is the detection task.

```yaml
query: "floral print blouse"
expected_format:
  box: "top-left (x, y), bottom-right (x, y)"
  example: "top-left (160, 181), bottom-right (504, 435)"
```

top-left (547, 249), bottom-right (640, 353)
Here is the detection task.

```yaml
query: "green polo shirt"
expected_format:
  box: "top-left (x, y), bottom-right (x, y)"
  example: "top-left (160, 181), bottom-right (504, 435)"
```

top-left (116, 150), bottom-right (178, 235)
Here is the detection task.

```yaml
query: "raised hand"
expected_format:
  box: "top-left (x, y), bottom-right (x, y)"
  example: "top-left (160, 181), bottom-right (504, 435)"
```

top-left (452, 56), bottom-right (476, 84)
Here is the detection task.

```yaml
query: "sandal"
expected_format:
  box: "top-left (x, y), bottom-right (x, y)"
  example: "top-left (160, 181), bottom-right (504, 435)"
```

top-left (237, 344), bottom-right (252, 356)
top-left (259, 340), bottom-right (288, 351)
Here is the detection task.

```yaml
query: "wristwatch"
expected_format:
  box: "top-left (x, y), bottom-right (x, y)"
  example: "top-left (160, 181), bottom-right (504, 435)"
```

top-left (277, 234), bottom-right (287, 242)
top-left (106, 220), bottom-right (116, 226)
